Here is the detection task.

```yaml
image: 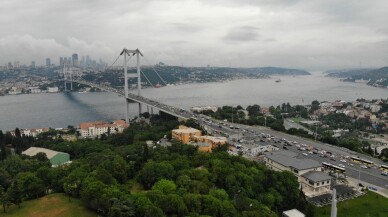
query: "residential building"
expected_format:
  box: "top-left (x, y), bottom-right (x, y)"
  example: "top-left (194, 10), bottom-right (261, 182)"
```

top-left (300, 171), bottom-right (332, 196)
top-left (22, 147), bottom-right (70, 166)
top-left (78, 120), bottom-right (129, 138)
top-left (172, 125), bottom-right (202, 144)
top-left (195, 135), bottom-right (227, 148)
top-left (193, 142), bottom-right (212, 152)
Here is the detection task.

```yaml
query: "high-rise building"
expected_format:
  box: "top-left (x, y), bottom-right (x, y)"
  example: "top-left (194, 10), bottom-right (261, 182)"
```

top-left (72, 53), bottom-right (79, 67)
top-left (46, 58), bottom-right (51, 66)
top-left (31, 61), bottom-right (36, 68)
top-left (64, 57), bottom-right (68, 66)
top-left (60, 57), bottom-right (64, 66)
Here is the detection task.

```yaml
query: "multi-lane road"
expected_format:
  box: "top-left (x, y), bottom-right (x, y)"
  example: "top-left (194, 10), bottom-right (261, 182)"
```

top-left (196, 114), bottom-right (388, 190)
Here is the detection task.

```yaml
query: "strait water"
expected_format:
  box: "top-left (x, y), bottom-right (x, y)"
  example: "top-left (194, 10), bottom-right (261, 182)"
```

top-left (0, 72), bottom-right (387, 131)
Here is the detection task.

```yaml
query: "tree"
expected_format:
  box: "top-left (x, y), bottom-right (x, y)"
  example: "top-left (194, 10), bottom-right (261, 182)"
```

top-left (16, 172), bottom-right (45, 199)
top-left (137, 161), bottom-right (175, 189)
top-left (152, 179), bottom-right (176, 194)
top-left (7, 181), bottom-right (22, 208)
top-left (310, 100), bottom-right (320, 113)
top-left (246, 105), bottom-right (261, 117)
top-left (0, 185), bottom-right (10, 213)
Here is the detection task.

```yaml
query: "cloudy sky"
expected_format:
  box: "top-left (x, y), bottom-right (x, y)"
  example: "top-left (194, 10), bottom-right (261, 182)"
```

top-left (1, 0), bottom-right (387, 70)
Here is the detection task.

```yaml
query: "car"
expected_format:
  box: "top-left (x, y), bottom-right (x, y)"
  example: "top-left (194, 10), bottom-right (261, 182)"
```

top-left (382, 171), bottom-right (388, 176)
top-left (361, 165), bottom-right (368, 169)
top-left (302, 153), bottom-right (308, 156)
top-left (283, 146), bottom-right (288, 150)
top-left (340, 159), bottom-right (347, 163)
top-left (308, 151), bottom-right (313, 154)
top-left (349, 163), bottom-right (354, 166)
top-left (330, 158), bottom-right (336, 161)
top-left (338, 164), bottom-right (345, 168)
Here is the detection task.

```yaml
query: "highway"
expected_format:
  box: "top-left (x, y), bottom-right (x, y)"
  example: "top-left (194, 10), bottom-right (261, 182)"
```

top-left (196, 114), bottom-right (388, 190)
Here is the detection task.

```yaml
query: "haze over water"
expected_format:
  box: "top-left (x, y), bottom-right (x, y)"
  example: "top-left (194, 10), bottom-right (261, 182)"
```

top-left (1, 72), bottom-right (387, 130)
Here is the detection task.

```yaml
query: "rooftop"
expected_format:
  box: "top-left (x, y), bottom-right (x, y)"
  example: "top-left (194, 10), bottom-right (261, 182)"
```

top-left (172, 127), bottom-right (201, 134)
top-left (301, 171), bottom-right (332, 183)
top-left (282, 209), bottom-right (305, 217)
top-left (22, 147), bottom-right (65, 159)
top-left (265, 150), bottom-right (321, 170)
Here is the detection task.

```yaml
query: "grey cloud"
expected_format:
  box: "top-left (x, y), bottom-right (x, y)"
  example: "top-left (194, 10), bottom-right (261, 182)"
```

top-left (1, 0), bottom-right (388, 70)
top-left (223, 26), bottom-right (260, 42)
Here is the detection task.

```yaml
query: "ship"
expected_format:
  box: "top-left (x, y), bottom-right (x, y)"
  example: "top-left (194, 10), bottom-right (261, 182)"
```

top-left (275, 78), bottom-right (281, 83)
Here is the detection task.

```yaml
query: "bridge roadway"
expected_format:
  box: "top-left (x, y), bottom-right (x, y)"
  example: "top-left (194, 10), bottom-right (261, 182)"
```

top-left (72, 79), bottom-right (191, 120)
top-left (73, 79), bottom-right (387, 191)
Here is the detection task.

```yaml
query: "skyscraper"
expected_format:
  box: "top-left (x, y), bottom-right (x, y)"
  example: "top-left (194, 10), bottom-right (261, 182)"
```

top-left (60, 57), bottom-right (64, 66)
top-left (46, 58), bottom-right (51, 66)
top-left (31, 61), bottom-right (36, 68)
top-left (72, 53), bottom-right (79, 67)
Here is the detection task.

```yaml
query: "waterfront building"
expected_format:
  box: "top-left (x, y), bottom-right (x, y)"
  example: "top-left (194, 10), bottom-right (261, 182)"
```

top-left (47, 87), bottom-right (59, 93)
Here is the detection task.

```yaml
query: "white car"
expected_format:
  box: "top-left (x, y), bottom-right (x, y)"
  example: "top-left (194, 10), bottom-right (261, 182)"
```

top-left (361, 165), bottom-right (368, 169)
top-left (338, 164), bottom-right (345, 168)
top-left (340, 159), bottom-right (347, 163)
top-left (302, 153), bottom-right (308, 156)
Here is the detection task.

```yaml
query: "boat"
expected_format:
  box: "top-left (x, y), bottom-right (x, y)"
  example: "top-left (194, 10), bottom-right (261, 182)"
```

top-left (275, 79), bottom-right (281, 83)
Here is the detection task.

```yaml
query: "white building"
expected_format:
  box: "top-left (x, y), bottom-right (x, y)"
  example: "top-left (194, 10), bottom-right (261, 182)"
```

top-left (78, 120), bottom-right (129, 138)
top-left (47, 87), bottom-right (59, 93)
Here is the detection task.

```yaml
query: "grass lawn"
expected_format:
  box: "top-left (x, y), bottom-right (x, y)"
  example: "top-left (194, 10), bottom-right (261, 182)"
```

top-left (315, 191), bottom-right (388, 217)
top-left (0, 193), bottom-right (97, 217)
top-left (290, 117), bottom-right (304, 123)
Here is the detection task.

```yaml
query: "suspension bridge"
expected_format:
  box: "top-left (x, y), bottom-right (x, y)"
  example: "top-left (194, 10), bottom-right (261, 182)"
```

top-left (61, 48), bottom-right (192, 122)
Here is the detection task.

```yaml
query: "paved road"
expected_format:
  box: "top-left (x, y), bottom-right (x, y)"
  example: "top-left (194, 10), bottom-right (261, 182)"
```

top-left (197, 114), bottom-right (388, 190)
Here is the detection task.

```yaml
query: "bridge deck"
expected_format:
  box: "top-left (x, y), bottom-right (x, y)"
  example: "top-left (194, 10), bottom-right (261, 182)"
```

top-left (72, 79), bottom-right (191, 120)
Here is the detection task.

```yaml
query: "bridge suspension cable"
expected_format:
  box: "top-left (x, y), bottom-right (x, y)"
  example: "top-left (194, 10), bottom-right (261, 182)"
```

top-left (143, 56), bottom-right (167, 86)
top-left (140, 69), bottom-right (155, 88)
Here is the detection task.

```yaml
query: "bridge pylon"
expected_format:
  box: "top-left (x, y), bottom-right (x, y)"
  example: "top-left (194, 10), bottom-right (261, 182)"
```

top-left (63, 61), bottom-right (73, 92)
top-left (120, 48), bottom-right (143, 123)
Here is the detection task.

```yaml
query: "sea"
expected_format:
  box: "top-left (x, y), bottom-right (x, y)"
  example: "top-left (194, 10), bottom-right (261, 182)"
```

top-left (1, 72), bottom-right (387, 131)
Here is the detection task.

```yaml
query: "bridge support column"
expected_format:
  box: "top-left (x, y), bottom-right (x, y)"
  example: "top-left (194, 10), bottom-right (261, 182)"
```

top-left (126, 99), bottom-right (130, 122)
top-left (147, 106), bottom-right (149, 113)
top-left (151, 107), bottom-right (154, 115)
top-left (139, 103), bottom-right (142, 116)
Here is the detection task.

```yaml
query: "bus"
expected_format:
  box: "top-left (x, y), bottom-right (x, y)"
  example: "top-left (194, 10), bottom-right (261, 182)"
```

top-left (380, 165), bottom-right (388, 172)
top-left (350, 156), bottom-right (374, 167)
top-left (322, 162), bottom-right (346, 173)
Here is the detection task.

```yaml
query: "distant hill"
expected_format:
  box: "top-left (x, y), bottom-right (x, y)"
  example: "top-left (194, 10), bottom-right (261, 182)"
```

top-left (362, 67), bottom-right (388, 87)
top-left (324, 68), bottom-right (374, 78)
top-left (244, 66), bottom-right (311, 75)
top-left (99, 65), bottom-right (310, 88)
top-left (325, 67), bottom-right (388, 88)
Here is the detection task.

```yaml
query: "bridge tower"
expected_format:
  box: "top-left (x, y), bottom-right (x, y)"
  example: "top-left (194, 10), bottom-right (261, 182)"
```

top-left (63, 62), bottom-right (73, 91)
top-left (120, 48), bottom-right (143, 123)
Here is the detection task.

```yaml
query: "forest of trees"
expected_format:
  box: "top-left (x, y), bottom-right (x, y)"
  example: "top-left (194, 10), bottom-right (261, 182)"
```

top-left (0, 115), bottom-right (315, 217)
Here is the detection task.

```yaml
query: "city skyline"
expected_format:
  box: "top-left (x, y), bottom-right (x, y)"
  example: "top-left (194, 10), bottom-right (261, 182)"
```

top-left (1, 0), bottom-right (388, 70)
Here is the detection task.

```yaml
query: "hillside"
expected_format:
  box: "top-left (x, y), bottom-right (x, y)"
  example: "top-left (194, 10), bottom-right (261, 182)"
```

top-left (0, 193), bottom-right (96, 217)
top-left (325, 67), bottom-right (388, 88)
